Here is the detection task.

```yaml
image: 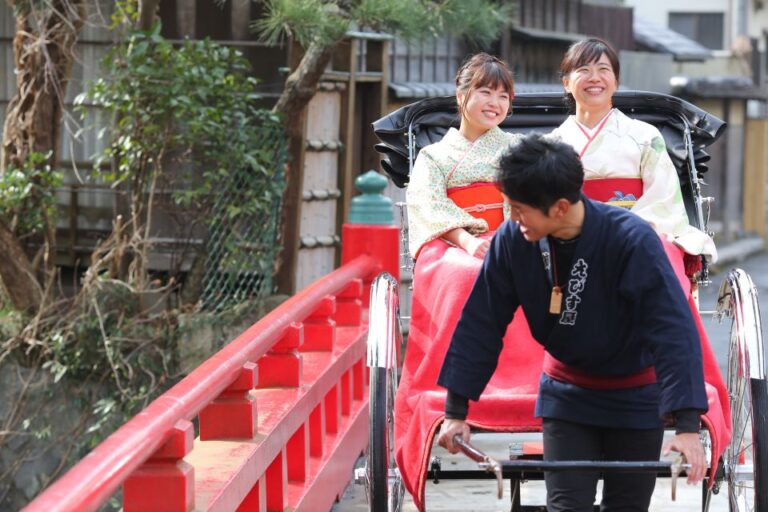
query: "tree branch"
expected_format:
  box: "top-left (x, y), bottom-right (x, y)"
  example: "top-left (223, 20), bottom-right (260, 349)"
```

top-left (272, 38), bottom-right (337, 136)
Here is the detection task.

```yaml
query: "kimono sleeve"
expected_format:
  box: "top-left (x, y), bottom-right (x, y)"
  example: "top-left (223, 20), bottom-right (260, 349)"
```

top-left (618, 228), bottom-right (708, 416)
top-left (631, 126), bottom-right (717, 259)
top-left (632, 127), bottom-right (690, 237)
top-left (437, 226), bottom-right (520, 400)
top-left (405, 148), bottom-right (488, 258)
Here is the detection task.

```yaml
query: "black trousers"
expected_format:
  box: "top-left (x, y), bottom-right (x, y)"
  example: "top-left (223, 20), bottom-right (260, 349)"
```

top-left (542, 418), bottom-right (665, 512)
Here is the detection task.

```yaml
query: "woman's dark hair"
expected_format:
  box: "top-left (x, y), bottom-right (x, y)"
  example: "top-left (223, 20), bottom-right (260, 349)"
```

top-left (559, 38), bottom-right (620, 112)
top-left (455, 52), bottom-right (515, 117)
top-left (497, 134), bottom-right (583, 213)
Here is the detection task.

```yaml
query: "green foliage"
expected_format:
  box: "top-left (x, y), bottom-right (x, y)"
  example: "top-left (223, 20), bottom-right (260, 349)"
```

top-left (0, 152), bottom-right (63, 236)
top-left (110, 0), bottom-right (140, 28)
top-left (31, 28), bottom-right (288, 464)
top-left (255, 0), bottom-right (511, 48)
top-left (255, 0), bottom-right (349, 47)
top-left (351, 0), bottom-right (427, 38)
top-left (430, 0), bottom-right (513, 47)
top-left (38, 280), bottom-right (177, 444)
top-left (78, 27), bottom-right (285, 225)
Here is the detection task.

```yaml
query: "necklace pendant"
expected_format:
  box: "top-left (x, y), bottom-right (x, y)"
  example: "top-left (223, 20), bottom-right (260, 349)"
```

top-left (549, 286), bottom-right (563, 315)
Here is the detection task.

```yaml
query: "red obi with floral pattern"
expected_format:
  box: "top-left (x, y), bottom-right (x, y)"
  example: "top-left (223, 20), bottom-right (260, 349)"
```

top-left (583, 178), bottom-right (643, 208)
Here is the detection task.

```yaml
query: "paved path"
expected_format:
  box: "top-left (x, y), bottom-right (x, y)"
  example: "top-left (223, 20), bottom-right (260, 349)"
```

top-left (333, 250), bottom-right (768, 511)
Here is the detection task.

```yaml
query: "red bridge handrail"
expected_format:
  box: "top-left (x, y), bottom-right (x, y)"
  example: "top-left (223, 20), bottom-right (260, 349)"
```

top-left (23, 254), bottom-right (377, 512)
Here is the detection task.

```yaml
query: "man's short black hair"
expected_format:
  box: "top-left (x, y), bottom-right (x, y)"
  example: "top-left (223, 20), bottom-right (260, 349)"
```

top-left (497, 133), bottom-right (584, 213)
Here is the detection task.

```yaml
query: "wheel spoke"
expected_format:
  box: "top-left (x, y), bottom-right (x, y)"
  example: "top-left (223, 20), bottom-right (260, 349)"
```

top-left (721, 270), bottom-right (766, 512)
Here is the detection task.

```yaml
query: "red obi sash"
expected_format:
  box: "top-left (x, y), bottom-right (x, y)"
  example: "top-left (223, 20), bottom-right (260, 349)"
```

top-left (582, 178), bottom-right (643, 208)
top-left (543, 352), bottom-right (657, 390)
top-left (446, 182), bottom-right (504, 231)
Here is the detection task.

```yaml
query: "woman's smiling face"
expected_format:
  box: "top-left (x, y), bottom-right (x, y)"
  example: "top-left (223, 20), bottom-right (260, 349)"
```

top-left (562, 53), bottom-right (617, 112)
top-left (457, 84), bottom-right (511, 139)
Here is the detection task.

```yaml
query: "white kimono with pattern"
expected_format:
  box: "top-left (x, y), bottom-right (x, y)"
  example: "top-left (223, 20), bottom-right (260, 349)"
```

top-left (552, 108), bottom-right (717, 261)
top-left (406, 126), bottom-right (520, 258)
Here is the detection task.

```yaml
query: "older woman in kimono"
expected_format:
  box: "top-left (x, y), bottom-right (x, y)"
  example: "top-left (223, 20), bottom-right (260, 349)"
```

top-left (551, 37), bottom-right (730, 490)
top-left (406, 52), bottom-right (519, 259)
top-left (551, 37), bottom-right (717, 286)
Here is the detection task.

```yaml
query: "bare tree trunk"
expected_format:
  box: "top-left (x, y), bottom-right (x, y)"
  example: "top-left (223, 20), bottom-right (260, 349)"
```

top-left (0, 0), bottom-right (85, 313)
top-left (273, 38), bottom-right (337, 293)
top-left (0, 221), bottom-right (42, 312)
top-left (2, 1), bottom-right (85, 171)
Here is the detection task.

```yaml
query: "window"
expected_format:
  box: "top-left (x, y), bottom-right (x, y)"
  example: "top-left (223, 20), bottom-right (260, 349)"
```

top-left (669, 12), bottom-right (725, 50)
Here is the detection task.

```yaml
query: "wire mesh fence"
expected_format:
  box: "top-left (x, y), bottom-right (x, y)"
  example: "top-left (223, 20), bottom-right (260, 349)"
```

top-left (199, 143), bottom-right (286, 312)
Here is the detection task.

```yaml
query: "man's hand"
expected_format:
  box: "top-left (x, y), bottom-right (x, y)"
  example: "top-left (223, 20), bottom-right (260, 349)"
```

top-left (465, 236), bottom-right (490, 259)
top-left (437, 419), bottom-right (470, 454)
top-left (664, 433), bottom-right (706, 484)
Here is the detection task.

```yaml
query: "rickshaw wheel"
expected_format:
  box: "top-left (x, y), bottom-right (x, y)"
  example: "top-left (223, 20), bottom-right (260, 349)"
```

top-left (718, 269), bottom-right (768, 512)
top-left (368, 365), bottom-right (403, 511)
top-left (365, 273), bottom-right (405, 512)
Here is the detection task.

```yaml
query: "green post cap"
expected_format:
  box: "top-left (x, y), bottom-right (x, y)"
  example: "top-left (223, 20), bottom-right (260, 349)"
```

top-left (349, 170), bottom-right (394, 225)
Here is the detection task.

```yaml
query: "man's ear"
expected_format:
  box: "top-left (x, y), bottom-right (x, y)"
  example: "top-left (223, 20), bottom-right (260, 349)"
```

top-left (552, 198), bottom-right (571, 218)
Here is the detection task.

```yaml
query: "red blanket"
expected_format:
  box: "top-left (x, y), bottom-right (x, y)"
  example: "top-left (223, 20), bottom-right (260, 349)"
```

top-left (395, 237), bottom-right (731, 511)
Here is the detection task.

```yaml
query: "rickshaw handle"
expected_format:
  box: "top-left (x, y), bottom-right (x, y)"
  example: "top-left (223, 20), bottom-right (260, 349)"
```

top-left (451, 434), bottom-right (688, 501)
top-left (452, 434), bottom-right (504, 499)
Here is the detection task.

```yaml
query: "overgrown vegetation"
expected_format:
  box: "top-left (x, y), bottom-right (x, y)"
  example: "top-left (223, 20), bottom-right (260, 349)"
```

top-left (80, 23), bottom-right (286, 303)
top-left (0, 6), bottom-right (286, 506)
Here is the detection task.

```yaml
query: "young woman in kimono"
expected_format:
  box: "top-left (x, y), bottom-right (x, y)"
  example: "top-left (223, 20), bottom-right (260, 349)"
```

top-left (551, 37), bottom-right (717, 293)
top-left (551, 37), bottom-right (730, 490)
top-left (405, 52), bottom-right (518, 259)
top-left (397, 54), bottom-right (544, 511)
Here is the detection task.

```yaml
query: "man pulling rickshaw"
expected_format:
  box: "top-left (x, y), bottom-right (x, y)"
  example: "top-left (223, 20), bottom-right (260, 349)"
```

top-left (437, 133), bottom-right (707, 511)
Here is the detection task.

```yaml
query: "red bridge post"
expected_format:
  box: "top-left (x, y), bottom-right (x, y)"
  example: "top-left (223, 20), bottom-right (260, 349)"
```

top-left (341, 170), bottom-right (400, 307)
top-left (123, 420), bottom-right (195, 512)
top-left (198, 362), bottom-right (259, 440)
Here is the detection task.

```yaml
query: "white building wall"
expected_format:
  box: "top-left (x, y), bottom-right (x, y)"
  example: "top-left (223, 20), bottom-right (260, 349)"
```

top-left (623, 0), bottom-right (727, 26)
top-left (623, 0), bottom-right (732, 50)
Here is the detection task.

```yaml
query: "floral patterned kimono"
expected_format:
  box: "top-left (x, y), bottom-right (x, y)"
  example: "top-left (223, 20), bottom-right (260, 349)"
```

top-left (399, 126), bottom-right (542, 510)
top-left (405, 126), bottom-right (519, 258)
top-left (552, 108), bottom-right (717, 261)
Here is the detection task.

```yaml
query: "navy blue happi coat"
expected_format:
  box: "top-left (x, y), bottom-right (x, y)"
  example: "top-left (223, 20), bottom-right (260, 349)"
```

top-left (437, 197), bottom-right (708, 429)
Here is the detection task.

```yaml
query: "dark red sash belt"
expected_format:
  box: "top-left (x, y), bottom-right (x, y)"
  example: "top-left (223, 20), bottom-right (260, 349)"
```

top-left (543, 352), bottom-right (657, 390)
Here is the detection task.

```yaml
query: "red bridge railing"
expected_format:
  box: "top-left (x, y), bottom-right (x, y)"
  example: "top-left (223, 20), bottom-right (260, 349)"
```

top-left (22, 211), bottom-right (399, 512)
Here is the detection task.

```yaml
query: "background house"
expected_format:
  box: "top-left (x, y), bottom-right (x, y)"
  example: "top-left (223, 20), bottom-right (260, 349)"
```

top-left (623, 0), bottom-right (768, 242)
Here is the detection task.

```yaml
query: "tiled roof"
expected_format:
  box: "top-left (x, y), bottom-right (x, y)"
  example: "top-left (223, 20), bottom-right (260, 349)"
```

top-left (389, 82), bottom-right (565, 99)
top-left (671, 75), bottom-right (768, 100)
top-left (634, 16), bottom-right (712, 62)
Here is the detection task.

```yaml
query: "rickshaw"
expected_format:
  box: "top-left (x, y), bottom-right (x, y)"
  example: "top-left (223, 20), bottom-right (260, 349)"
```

top-left (358, 92), bottom-right (767, 512)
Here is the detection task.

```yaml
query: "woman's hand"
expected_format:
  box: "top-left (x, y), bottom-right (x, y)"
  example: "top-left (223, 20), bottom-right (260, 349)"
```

top-left (465, 236), bottom-right (490, 258)
top-left (663, 433), bottom-right (706, 484)
top-left (442, 228), bottom-right (490, 259)
top-left (437, 419), bottom-right (470, 454)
